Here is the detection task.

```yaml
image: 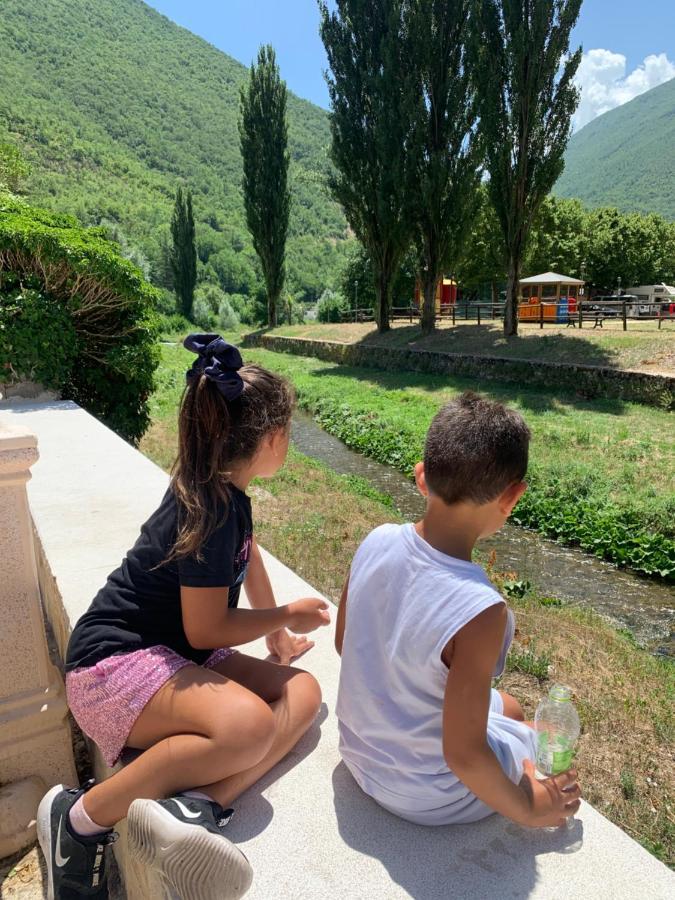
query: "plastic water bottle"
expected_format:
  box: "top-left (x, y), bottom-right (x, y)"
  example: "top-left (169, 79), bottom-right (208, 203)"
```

top-left (535, 684), bottom-right (580, 829)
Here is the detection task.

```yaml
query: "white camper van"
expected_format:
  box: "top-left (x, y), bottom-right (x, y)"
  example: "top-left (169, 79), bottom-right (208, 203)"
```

top-left (623, 283), bottom-right (675, 317)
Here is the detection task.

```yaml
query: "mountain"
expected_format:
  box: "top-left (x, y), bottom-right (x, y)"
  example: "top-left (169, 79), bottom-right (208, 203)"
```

top-left (555, 77), bottom-right (675, 220)
top-left (0, 0), bottom-right (350, 301)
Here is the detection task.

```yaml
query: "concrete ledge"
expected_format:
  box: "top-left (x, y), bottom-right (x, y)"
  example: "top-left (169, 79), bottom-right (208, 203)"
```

top-left (1, 399), bottom-right (673, 898)
top-left (243, 333), bottom-right (675, 409)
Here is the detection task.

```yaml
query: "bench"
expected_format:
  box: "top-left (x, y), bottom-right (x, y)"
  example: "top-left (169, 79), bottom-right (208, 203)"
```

top-left (1, 399), bottom-right (673, 899)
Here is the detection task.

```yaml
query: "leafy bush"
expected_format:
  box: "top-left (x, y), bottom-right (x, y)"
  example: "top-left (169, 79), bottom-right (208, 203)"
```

top-left (317, 289), bottom-right (350, 323)
top-left (0, 197), bottom-right (159, 442)
top-left (194, 282), bottom-right (226, 315)
top-left (0, 286), bottom-right (78, 387)
top-left (217, 298), bottom-right (240, 330)
top-left (156, 287), bottom-right (179, 316)
top-left (191, 297), bottom-right (215, 330)
top-left (157, 312), bottom-right (192, 341)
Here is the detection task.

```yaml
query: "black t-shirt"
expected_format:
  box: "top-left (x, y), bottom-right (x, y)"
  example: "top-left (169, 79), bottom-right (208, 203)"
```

top-left (65, 486), bottom-right (253, 671)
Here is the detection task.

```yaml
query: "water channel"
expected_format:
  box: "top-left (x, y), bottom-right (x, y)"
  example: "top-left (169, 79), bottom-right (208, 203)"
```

top-left (291, 411), bottom-right (675, 657)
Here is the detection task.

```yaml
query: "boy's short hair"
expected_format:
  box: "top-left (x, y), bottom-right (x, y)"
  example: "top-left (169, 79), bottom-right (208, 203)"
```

top-left (424, 392), bottom-right (530, 505)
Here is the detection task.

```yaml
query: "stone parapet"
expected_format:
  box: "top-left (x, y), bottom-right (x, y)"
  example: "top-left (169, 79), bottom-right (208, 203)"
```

top-left (0, 421), bottom-right (76, 858)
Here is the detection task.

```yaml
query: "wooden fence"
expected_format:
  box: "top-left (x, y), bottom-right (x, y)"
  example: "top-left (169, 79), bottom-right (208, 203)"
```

top-left (340, 301), bottom-right (675, 330)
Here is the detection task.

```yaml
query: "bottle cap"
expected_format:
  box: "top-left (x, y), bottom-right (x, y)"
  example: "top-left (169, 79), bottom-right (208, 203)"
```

top-left (549, 684), bottom-right (572, 702)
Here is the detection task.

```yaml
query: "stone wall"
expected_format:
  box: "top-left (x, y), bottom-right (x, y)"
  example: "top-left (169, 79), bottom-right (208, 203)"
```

top-left (244, 334), bottom-right (674, 409)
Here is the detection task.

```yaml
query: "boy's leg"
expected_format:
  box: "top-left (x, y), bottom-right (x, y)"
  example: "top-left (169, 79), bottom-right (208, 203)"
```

top-left (201, 653), bottom-right (322, 808)
top-left (81, 665), bottom-right (277, 827)
top-left (498, 690), bottom-right (525, 722)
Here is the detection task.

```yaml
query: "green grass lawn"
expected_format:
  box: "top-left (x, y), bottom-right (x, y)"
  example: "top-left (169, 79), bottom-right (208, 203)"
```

top-left (152, 341), bottom-right (675, 577)
top-left (140, 340), bottom-right (674, 867)
top-left (271, 320), bottom-right (675, 374)
top-left (236, 344), bottom-right (673, 579)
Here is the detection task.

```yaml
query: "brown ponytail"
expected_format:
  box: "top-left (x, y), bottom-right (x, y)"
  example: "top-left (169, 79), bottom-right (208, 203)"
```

top-left (169, 358), bottom-right (294, 561)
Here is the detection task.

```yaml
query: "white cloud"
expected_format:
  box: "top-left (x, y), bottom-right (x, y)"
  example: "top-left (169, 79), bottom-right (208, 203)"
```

top-left (572, 49), bottom-right (675, 131)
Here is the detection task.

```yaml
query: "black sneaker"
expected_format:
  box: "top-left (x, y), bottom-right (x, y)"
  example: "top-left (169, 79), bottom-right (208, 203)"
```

top-left (37, 782), bottom-right (117, 899)
top-left (127, 796), bottom-right (253, 900)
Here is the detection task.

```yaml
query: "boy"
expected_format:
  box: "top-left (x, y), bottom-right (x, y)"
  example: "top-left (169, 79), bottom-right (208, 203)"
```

top-left (335, 392), bottom-right (580, 827)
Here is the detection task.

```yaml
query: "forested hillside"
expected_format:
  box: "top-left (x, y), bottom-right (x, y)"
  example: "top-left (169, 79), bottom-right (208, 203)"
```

top-left (556, 77), bottom-right (675, 220)
top-left (0, 0), bottom-right (350, 303)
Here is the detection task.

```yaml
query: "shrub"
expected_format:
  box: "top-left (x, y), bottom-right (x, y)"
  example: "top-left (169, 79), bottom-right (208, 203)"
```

top-left (217, 298), bottom-right (240, 330)
top-left (194, 282), bottom-right (226, 315)
top-left (316, 289), bottom-right (349, 323)
top-left (157, 312), bottom-right (192, 341)
top-left (0, 197), bottom-right (159, 442)
top-left (191, 297), bottom-right (215, 329)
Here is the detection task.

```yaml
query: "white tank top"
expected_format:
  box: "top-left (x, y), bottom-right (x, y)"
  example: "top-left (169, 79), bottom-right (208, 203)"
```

top-left (336, 523), bottom-right (516, 820)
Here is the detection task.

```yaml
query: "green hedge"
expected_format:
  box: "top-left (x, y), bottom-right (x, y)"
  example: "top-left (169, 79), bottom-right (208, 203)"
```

top-left (0, 197), bottom-right (159, 442)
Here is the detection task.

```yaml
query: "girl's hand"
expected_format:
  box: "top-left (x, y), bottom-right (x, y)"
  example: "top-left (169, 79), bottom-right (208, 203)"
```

top-left (518, 760), bottom-right (581, 828)
top-left (287, 597), bottom-right (331, 635)
top-left (266, 628), bottom-right (315, 665)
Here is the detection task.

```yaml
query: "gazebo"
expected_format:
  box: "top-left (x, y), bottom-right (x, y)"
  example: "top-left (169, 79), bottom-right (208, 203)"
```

top-left (518, 271), bottom-right (585, 322)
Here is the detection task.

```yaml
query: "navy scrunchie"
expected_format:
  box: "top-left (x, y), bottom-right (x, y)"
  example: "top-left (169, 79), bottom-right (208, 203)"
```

top-left (184, 333), bottom-right (245, 401)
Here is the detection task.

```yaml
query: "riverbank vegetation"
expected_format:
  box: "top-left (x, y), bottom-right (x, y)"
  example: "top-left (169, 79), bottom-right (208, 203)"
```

top-left (142, 342), bottom-right (673, 866)
top-left (236, 346), bottom-right (674, 580)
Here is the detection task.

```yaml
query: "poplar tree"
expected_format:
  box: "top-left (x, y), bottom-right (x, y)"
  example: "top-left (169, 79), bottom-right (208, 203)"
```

top-left (239, 45), bottom-right (290, 328)
top-left (320, 0), bottom-right (416, 332)
top-left (473, 0), bottom-right (583, 336)
top-left (170, 185), bottom-right (197, 319)
top-left (408, 0), bottom-right (481, 335)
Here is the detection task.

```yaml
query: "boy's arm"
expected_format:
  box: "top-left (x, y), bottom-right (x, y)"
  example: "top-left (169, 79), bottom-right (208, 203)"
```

top-left (442, 603), bottom-right (580, 828)
top-left (335, 573), bottom-right (350, 656)
top-left (245, 537), bottom-right (318, 664)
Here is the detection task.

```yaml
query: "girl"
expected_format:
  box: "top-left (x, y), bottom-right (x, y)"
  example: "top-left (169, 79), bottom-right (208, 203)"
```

top-left (38, 335), bottom-right (330, 900)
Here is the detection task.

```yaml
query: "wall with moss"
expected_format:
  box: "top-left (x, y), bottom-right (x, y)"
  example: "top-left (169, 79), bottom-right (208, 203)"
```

top-left (244, 334), bottom-right (674, 410)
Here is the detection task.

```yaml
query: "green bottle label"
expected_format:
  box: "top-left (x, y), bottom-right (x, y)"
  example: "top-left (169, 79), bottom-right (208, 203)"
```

top-left (536, 733), bottom-right (575, 775)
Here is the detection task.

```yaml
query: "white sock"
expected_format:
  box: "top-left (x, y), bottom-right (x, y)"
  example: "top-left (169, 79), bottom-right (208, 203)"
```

top-left (178, 790), bottom-right (216, 803)
top-left (68, 795), bottom-right (111, 837)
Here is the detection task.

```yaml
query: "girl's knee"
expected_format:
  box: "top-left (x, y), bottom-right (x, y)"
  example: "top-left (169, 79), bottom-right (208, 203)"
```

top-left (288, 670), bottom-right (322, 724)
top-left (211, 693), bottom-right (276, 759)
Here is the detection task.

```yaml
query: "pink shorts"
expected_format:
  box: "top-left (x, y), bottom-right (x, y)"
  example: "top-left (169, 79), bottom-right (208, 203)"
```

top-left (66, 645), bottom-right (236, 767)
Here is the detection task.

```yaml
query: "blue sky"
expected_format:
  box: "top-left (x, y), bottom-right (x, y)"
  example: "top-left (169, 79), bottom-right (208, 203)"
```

top-left (146, 0), bottom-right (675, 129)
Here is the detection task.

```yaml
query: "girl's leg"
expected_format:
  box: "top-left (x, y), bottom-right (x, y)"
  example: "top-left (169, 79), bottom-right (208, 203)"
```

top-left (82, 665), bottom-right (277, 827)
top-left (200, 653), bottom-right (322, 808)
top-left (498, 691), bottom-right (525, 722)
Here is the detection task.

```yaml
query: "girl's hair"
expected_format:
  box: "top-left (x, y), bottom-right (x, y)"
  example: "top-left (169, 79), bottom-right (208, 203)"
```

top-left (169, 352), bottom-right (294, 561)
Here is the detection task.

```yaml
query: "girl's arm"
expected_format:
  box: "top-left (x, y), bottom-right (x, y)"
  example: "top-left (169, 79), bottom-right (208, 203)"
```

top-left (442, 603), bottom-right (580, 828)
top-left (245, 537), bottom-right (319, 663)
top-left (181, 583), bottom-right (329, 650)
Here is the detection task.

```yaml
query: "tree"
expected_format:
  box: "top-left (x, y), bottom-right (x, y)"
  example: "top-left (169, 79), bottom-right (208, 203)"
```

top-left (525, 195), bottom-right (586, 278)
top-left (320, 0), bottom-right (417, 332)
top-left (473, 0), bottom-right (583, 335)
top-left (408, 0), bottom-right (481, 334)
top-left (340, 243), bottom-right (417, 316)
top-left (455, 186), bottom-right (507, 303)
top-left (170, 186), bottom-right (197, 318)
top-left (0, 142), bottom-right (29, 194)
top-left (239, 44), bottom-right (290, 328)
top-left (583, 207), bottom-right (675, 291)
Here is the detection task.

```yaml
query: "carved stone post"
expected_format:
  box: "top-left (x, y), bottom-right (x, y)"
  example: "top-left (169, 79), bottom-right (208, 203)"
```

top-left (0, 422), bottom-right (76, 857)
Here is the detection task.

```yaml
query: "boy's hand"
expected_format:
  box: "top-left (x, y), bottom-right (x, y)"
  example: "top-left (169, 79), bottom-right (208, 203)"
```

top-left (266, 628), bottom-right (314, 665)
top-left (519, 760), bottom-right (581, 827)
top-left (288, 597), bottom-right (331, 635)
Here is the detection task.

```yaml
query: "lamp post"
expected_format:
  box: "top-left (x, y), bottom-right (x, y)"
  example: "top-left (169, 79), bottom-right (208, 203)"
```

top-left (354, 279), bottom-right (359, 323)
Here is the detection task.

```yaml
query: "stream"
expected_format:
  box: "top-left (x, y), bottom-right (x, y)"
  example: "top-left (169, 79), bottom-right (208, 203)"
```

top-left (291, 411), bottom-right (675, 657)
